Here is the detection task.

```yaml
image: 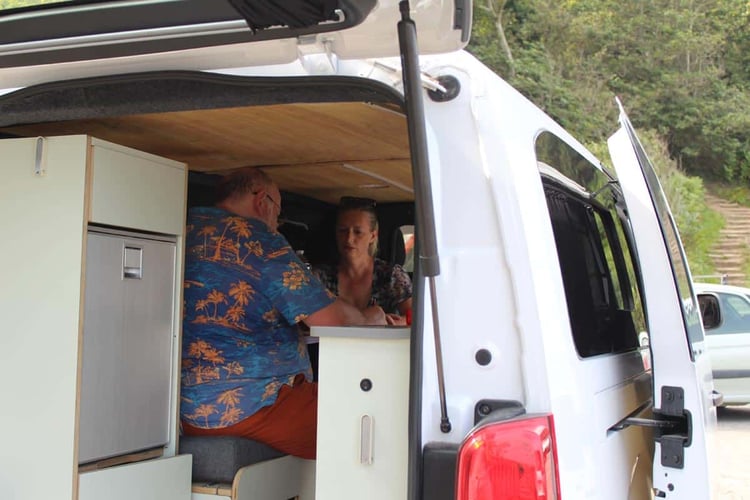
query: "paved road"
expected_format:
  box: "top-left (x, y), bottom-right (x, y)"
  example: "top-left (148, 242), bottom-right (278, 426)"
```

top-left (716, 405), bottom-right (750, 499)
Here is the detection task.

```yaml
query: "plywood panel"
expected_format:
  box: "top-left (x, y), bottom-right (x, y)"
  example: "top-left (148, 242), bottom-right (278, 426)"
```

top-left (1, 102), bottom-right (412, 204)
top-left (2, 103), bottom-right (408, 169)
top-left (266, 160), bottom-right (413, 204)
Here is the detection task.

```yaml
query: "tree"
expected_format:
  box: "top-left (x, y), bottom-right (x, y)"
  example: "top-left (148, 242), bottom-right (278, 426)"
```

top-left (468, 0), bottom-right (750, 184)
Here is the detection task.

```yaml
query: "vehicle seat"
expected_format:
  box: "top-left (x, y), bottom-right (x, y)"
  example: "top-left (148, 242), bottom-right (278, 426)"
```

top-left (390, 227), bottom-right (406, 267)
top-left (180, 435), bottom-right (285, 483)
top-left (181, 435), bottom-right (315, 499)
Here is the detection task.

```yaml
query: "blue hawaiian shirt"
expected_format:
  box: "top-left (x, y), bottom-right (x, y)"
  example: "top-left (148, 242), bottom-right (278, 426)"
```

top-left (181, 207), bottom-right (334, 429)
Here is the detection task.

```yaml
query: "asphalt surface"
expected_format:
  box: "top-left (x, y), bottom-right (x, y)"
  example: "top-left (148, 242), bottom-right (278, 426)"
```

top-left (716, 405), bottom-right (750, 499)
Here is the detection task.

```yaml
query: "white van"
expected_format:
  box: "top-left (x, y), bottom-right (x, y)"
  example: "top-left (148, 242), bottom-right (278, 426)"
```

top-left (0, 1), bottom-right (718, 499)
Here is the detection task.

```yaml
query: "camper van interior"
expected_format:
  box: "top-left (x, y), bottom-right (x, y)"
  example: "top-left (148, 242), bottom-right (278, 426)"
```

top-left (0, 74), bottom-right (417, 265)
top-left (0, 73), bottom-right (418, 499)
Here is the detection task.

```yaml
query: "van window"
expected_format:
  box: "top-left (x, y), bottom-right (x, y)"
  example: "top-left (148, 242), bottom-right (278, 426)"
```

top-left (536, 132), bottom-right (645, 357)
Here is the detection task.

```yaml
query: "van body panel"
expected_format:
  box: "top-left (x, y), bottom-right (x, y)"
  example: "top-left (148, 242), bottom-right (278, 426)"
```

top-left (609, 123), bottom-right (716, 497)
top-left (0, 0), bottom-right (468, 89)
top-left (416, 52), bottom-right (657, 498)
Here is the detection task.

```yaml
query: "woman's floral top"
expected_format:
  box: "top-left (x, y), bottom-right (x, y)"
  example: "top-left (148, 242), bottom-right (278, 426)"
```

top-left (312, 258), bottom-right (412, 314)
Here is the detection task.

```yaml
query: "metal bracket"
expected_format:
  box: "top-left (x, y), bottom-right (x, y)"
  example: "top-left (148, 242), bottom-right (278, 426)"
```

top-left (660, 435), bottom-right (686, 469)
top-left (654, 386), bottom-right (691, 470)
top-left (659, 386), bottom-right (685, 416)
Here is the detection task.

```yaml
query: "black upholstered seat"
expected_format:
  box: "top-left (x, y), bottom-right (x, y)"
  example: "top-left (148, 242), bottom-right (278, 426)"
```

top-left (180, 435), bottom-right (286, 483)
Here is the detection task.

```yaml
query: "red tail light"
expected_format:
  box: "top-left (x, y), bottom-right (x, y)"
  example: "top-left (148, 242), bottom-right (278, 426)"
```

top-left (456, 414), bottom-right (560, 500)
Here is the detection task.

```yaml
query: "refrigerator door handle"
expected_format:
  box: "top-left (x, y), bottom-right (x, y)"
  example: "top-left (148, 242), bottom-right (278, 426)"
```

top-left (123, 245), bottom-right (143, 279)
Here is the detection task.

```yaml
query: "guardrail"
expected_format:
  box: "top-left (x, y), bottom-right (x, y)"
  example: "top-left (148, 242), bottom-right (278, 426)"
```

top-left (693, 274), bottom-right (728, 284)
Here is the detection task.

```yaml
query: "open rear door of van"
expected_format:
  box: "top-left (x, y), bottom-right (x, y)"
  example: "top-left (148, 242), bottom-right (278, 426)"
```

top-left (607, 102), bottom-right (717, 499)
top-left (0, 0), bottom-right (469, 89)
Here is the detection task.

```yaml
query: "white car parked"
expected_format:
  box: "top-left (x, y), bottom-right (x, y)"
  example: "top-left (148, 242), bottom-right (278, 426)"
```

top-left (695, 282), bottom-right (750, 405)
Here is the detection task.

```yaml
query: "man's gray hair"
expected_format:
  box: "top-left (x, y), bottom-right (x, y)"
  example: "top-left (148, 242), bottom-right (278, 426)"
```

top-left (215, 167), bottom-right (274, 203)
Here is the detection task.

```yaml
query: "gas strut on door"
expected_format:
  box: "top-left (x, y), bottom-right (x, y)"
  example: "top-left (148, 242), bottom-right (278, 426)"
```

top-left (396, 0), bottom-right (451, 436)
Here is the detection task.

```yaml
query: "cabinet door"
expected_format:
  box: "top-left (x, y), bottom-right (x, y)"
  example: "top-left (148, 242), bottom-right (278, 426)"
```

top-left (89, 139), bottom-right (186, 236)
top-left (79, 229), bottom-right (176, 463)
top-left (315, 328), bottom-right (410, 500)
top-left (79, 455), bottom-right (192, 500)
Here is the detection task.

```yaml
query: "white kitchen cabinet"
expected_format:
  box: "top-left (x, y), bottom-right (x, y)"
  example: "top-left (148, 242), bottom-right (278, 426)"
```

top-left (0, 135), bottom-right (189, 500)
top-left (313, 327), bottom-right (410, 500)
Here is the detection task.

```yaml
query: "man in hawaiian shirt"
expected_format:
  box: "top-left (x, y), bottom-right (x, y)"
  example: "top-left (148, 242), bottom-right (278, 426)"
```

top-left (180, 167), bottom-right (386, 459)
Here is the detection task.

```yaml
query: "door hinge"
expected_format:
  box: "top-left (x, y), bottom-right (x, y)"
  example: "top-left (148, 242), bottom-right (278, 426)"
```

top-left (612, 386), bottom-right (691, 469)
top-left (654, 386), bottom-right (691, 469)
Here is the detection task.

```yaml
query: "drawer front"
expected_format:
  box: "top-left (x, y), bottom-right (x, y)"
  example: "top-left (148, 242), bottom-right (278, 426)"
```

top-left (90, 141), bottom-right (186, 235)
top-left (79, 455), bottom-right (192, 500)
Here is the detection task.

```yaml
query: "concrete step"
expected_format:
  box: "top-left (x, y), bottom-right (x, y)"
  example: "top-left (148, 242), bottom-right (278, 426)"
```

top-left (724, 276), bottom-right (748, 286)
top-left (711, 261), bottom-right (745, 267)
top-left (705, 193), bottom-right (750, 287)
top-left (712, 241), bottom-right (747, 249)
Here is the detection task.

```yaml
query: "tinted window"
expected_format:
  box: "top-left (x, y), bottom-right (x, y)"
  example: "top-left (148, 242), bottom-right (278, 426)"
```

top-left (537, 131), bottom-right (646, 357)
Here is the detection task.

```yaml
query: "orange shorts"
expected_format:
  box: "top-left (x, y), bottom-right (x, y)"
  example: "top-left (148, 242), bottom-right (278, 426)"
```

top-left (182, 374), bottom-right (318, 459)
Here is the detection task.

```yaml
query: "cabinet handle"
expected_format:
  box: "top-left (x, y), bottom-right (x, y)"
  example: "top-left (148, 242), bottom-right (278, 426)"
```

top-left (360, 414), bottom-right (374, 465)
top-left (35, 137), bottom-right (47, 177)
top-left (123, 245), bottom-right (143, 279)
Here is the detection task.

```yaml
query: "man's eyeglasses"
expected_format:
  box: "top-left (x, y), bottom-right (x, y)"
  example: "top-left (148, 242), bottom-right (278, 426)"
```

top-left (253, 191), bottom-right (281, 212)
top-left (339, 196), bottom-right (377, 209)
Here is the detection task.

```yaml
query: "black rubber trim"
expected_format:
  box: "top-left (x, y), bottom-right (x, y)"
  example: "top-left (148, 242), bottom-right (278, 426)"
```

top-left (0, 70), bottom-right (404, 128)
top-left (421, 442), bottom-right (458, 500)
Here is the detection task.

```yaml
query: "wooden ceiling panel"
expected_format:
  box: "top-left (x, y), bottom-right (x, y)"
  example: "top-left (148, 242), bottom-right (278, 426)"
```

top-left (0, 101), bottom-right (413, 203)
top-left (265, 160), bottom-right (413, 204)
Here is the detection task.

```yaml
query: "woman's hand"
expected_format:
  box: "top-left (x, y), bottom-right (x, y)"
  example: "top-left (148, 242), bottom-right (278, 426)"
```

top-left (385, 313), bottom-right (408, 326)
top-left (363, 305), bottom-right (387, 325)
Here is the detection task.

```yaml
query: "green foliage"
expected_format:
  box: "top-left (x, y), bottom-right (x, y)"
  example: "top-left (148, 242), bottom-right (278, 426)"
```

top-left (467, 0), bottom-right (747, 278)
top-left (467, 0), bottom-right (750, 184)
top-left (711, 184), bottom-right (750, 207)
top-left (0, 0), bottom-right (66, 8)
top-left (630, 130), bottom-right (724, 277)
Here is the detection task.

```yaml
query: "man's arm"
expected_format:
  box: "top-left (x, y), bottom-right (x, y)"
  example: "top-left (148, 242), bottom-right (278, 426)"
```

top-left (304, 298), bottom-right (386, 327)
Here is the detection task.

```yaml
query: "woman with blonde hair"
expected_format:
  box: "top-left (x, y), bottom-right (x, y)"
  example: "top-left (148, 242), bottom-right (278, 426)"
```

top-left (313, 197), bottom-right (412, 325)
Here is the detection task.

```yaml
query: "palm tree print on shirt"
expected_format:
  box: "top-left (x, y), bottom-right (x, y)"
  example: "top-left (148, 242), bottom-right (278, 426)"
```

top-left (185, 339), bottom-right (225, 384)
top-left (217, 388), bottom-right (244, 426)
top-left (192, 280), bottom-right (257, 332)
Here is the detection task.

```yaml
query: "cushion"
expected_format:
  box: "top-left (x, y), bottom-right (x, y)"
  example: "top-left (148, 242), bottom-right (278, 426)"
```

top-left (180, 435), bottom-right (286, 483)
